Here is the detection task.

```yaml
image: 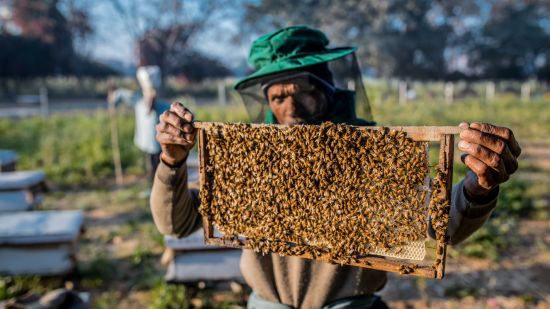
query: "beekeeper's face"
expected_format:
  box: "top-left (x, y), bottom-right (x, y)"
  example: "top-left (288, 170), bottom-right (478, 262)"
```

top-left (265, 75), bottom-right (329, 125)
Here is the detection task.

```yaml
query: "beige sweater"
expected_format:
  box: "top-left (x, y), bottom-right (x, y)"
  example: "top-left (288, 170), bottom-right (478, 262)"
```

top-left (151, 160), bottom-right (497, 309)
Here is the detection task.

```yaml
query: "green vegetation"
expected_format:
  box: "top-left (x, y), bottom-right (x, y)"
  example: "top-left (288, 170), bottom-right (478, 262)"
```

top-left (369, 92), bottom-right (549, 139)
top-left (0, 276), bottom-right (62, 300)
top-left (456, 179), bottom-right (534, 260)
top-left (0, 102), bottom-right (248, 187)
top-left (150, 283), bottom-right (190, 309)
top-left (1, 85), bottom-right (548, 187)
top-left (0, 111), bottom-right (141, 187)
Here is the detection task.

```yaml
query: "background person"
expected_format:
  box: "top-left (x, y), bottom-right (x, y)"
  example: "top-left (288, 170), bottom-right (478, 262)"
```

top-left (108, 65), bottom-right (171, 182)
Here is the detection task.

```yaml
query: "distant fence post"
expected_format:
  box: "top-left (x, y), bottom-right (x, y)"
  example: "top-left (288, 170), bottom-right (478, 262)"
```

top-left (398, 81), bottom-right (407, 105)
top-left (486, 82), bottom-right (495, 103)
top-left (444, 82), bottom-right (454, 105)
top-left (218, 80), bottom-right (227, 107)
top-left (521, 82), bottom-right (531, 103)
top-left (39, 86), bottom-right (49, 117)
top-left (108, 102), bottom-right (124, 187)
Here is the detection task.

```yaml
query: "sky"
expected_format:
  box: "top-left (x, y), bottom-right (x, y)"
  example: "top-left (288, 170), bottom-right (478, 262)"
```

top-left (9, 0), bottom-right (548, 76)
top-left (84, 1), bottom-right (250, 71)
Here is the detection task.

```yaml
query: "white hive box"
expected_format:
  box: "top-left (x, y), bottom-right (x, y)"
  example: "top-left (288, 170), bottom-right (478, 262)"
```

top-left (165, 250), bottom-right (243, 283)
top-left (164, 229), bottom-right (243, 283)
top-left (0, 170), bottom-right (46, 191)
top-left (0, 210), bottom-right (84, 276)
top-left (0, 191), bottom-right (42, 212)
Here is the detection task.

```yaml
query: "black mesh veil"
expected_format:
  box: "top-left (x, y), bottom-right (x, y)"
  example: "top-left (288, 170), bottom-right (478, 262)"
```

top-left (236, 52), bottom-right (374, 124)
top-left (327, 53), bottom-right (374, 124)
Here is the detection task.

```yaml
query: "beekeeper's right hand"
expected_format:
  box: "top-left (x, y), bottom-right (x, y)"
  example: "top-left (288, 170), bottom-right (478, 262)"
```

top-left (156, 102), bottom-right (196, 167)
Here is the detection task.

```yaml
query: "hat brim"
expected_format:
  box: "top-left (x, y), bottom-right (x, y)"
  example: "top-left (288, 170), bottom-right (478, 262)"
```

top-left (234, 47), bottom-right (356, 90)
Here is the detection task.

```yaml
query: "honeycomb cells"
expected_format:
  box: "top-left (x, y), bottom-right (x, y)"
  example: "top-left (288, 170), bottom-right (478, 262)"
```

top-left (199, 122), bottom-right (435, 263)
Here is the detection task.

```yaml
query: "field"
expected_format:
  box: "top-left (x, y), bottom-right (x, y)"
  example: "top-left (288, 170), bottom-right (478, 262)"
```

top-left (0, 83), bottom-right (549, 308)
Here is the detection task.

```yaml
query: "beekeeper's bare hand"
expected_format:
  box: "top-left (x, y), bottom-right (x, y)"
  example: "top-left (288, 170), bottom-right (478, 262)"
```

top-left (156, 102), bottom-right (196, 167)
top-left (458, 122), bottom-right (521, 201)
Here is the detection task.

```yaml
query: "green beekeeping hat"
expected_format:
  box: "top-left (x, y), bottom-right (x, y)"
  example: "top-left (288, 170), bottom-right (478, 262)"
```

top-left (234, 26), bottom-right (356, 90)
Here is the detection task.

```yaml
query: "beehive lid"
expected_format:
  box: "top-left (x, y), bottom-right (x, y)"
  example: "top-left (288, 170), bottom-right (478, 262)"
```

top-left (0, 170), bottom-right (45, 190)
top-left (0, 210), bottom-right (84, 245)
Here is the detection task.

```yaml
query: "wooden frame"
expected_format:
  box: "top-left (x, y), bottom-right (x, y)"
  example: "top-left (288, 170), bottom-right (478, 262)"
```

top-left (195, 122), bottom-right (460, 279)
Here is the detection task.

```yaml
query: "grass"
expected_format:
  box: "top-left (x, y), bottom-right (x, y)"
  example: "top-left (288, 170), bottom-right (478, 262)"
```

top-left (150, 283), bottom-right (190, 309)
top-left (0, 276), bottom-right (63, 300)
top-left (0, 101), bottom-right (249, 187)
top-left (1, 93), bottom-right (547, 187)
top-left (0, 111), bottom-right (142, 187)
top-left (370, 94), bottom-right (550, 139)
top-left (454, 178), bottom-right (534, 260)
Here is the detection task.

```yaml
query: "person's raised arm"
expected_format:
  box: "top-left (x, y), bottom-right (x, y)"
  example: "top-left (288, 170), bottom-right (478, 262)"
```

top-left (150, 102), bottom-right (201, 237)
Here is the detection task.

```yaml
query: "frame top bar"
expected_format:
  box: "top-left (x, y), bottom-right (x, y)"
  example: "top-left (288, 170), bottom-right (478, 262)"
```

top-left (192, 122), bottom-right (463, 142)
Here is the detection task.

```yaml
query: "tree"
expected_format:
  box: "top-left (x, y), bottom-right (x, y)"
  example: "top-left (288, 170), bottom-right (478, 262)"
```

top-left (238, 0), bottom-right (550, 81)
top-left (137, 24), bottom-right (197, 72)
top-left (167, 50), bottom-right (231, 81)
top-left (371, 0), bottom-right (453, 79)
top-left (1, 0), bottom-right (113, 80)
top-left (470, 3), bottom-right (550, 80)
top-left (0, 33), bottom-right (53, 80)
top-left (11, 0), bottom-right (75, 74)
top-left (239, 0), bottom-right (456, 79)
top-left (109, 0), bottom-right (230, 78)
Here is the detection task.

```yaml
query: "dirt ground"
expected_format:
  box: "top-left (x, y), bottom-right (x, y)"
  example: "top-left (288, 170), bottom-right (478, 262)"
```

top-left (381, 219), bottom-right (550, 309)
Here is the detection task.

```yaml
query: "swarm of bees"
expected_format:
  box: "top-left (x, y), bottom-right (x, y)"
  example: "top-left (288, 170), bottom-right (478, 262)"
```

top-left (429, 167), bottom-right (451, 268)
top-left (399, 263), bottom-right (418, 275)
top-left (199, 122), bottom-right (432, 264)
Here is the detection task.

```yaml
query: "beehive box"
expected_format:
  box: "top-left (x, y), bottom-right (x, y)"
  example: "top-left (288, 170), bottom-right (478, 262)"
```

top-left (195, 122), bottom-right (459, 279)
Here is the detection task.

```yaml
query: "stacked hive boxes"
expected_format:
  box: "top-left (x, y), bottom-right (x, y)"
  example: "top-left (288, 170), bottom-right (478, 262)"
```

top-left (0, 149), bottom-right (84, 276)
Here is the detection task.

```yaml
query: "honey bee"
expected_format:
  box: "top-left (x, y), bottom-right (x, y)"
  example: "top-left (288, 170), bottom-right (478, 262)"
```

top-left (199, 122), bottom-right (439, 269)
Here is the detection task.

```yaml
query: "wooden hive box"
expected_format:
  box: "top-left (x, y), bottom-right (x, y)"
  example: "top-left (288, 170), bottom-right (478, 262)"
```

top-left (194, 122), bottom-right (460, 279)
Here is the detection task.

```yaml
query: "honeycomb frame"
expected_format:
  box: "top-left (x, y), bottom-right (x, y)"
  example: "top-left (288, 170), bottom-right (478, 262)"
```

top-left (195, 122), bottom-right (458, 279)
